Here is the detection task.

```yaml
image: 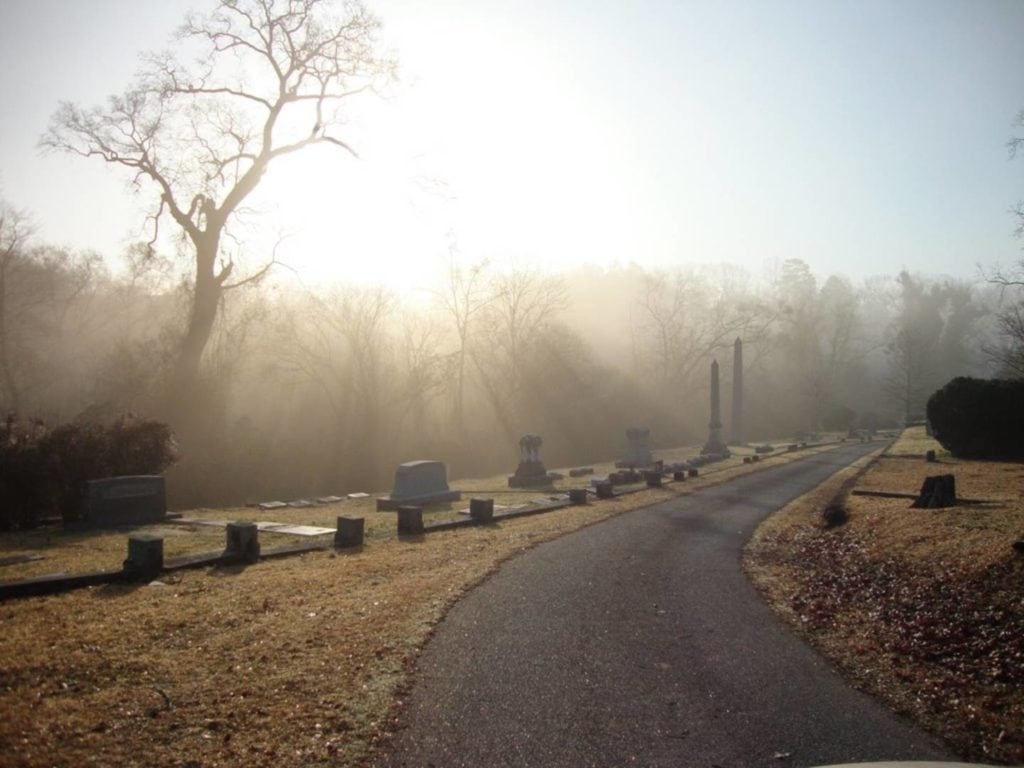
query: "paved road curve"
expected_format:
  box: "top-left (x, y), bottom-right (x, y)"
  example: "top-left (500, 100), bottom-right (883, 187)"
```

top-left (381, 444), bottom-right (954, 768)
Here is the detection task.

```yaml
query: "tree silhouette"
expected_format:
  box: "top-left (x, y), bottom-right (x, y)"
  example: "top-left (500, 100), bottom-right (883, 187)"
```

top-left (42, 0), bottom-right (394, 415)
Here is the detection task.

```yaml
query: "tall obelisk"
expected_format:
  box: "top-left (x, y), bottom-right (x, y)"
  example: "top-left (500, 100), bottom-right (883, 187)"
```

top-left (729, 337), bottom-right (744, 445)
top-left (701, 359), bottom-right (728, 455)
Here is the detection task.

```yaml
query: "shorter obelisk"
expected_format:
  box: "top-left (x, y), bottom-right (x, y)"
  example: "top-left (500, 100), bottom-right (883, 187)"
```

top-left (729, 337), bottom-right (745, 445)
top-left (701, 359), bottom-right (729, 455)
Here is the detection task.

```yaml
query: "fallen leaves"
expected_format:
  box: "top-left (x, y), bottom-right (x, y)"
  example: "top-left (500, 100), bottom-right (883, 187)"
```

top-left (747, 452), bottom-right (1024, 765)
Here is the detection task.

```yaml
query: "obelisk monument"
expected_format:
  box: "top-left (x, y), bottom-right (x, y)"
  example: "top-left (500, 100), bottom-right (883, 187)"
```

top-left (729, 337), bottom-right (744, 445)
top-left (701, 359), bottom-right (728, 455)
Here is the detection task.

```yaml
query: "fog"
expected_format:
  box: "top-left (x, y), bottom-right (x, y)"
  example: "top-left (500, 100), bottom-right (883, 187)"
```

top-left (1, 0), bottom-right (1022, 508)
top-left (0, 204), bottom-right (1009, 507)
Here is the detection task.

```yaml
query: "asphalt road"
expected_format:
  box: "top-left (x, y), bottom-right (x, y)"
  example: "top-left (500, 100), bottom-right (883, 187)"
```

top-left (380, 443), bottom-right (955, 768)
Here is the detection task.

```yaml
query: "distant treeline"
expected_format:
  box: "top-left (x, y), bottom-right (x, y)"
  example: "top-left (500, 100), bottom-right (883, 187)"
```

top-left (2, 200), bottom-right (1020, 507)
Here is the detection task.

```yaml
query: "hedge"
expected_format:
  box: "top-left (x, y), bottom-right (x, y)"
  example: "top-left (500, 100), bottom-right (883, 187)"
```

top-left (0, 415), bottom-right (177, 529)
top-left (926, 377), bottom-right (1024, 460)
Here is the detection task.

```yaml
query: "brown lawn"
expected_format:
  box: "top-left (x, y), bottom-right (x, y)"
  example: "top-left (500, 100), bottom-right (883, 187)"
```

top-left (0, 438), bottom-right (853, 768)
top-left (746, 427), bottom-right (1024, 765)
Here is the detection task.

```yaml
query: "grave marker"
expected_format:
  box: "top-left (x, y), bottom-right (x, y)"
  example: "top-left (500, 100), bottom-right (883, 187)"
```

top-left (508, 434), bottom-right (554, 488)
top-left (377, 460), bottom-right (461, 511)
top-left (334, 517), bottom-right (364, 548)
top-left (123, 534), bottom-right (164, 581)
top-left (84, 476), bottom-right (166, 527)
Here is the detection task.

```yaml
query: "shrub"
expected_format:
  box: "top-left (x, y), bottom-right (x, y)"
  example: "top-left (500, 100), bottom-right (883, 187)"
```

top-left (926, 377), bottom-right (1024, 460)
top-left (0, 415), bottom-right (177, 529)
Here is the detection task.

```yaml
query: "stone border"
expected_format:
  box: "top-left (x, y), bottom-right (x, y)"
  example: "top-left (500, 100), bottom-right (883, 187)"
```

top-left (0, 439), bottom-right (852, 602)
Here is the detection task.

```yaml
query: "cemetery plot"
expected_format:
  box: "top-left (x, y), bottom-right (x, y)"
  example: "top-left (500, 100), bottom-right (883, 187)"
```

top-left (0, 434), bottom-right (861, 768)
top-left (0, 437), bottom-right (845, 584)
top-left (746, 426), bottom-right (1024, 766)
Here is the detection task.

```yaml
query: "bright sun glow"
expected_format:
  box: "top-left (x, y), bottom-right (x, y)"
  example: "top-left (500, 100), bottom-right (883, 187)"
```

top-left (248, 12), bottom-right (646, 294)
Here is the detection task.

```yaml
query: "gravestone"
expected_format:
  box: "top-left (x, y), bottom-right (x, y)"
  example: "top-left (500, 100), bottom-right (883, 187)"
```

top-left (84, 476), bottom-right (166, 527)
top-left (618, 427), bottom-right (653, 467)
top-left (123, 534), bottom-right (164, 582)
top-left (595, 482), bottom-right (614, 499)
top-left (569, 467), bottom-right (594, 478)
top-left (225, 521), bottom-right (260, 563)
top-left (508, 434), bottom-right (554, 488)
top-left (334, 516), bottom-right (364, 548)
top-left (397, 505), bottom-right (424, 534)
top-left (645, 471), bottom-right (662, 488)
top-left (470, 498), bottom-right (495, 522)
top-left (568, 488), bottom-right (588, 504)
top-left (377, 460), bottom-right (461, 511)
top-left (911, 474), bottom-right (957, 508)
top-left (702, 359), bottom-right (730, 456)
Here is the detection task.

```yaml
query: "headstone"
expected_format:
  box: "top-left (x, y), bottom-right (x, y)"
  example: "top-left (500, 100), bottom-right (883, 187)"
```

top-left (316, 496), bottom-right (344, 504)
top-left (334, 516), bottom-right (364, 548)
top-left (397, 505), bottom-right (424, 534)
top-left (911, 474), bottom-right (957, 508)
top-left (729, 337), bottom-right (745, 445)
top-left (743, 456), bottom-right (752, 464)
top-left (123, 534), bottom-right (163, 581)
top-left (595, 482), bottom-right (614, 499)
top-left (620, 428), bottom-right (654, 467)
top-left (470, 498), bottom-right (494, 522)
top-left (568, 488), bottom-right (588, 504)
top-left (688, 467), bottom-right (699, 478)
top-left (225, 521), bottom-right (260, 563)
top-left (645, 471), bottom-right (662, 488)
top-left (702, 360), bottom-right (730, 456)
top-left (84, 476), bottom-right (166, 527)
top-left (508, 434), bottom-right (553, 487)
top-left (755, 444), bottom-right (774, 454)
top-left (672, 470), bottom-right (687, 481)
top-left (925, 449), bottom-right (936, 462)
top-left (377, 461), bottom-right (461, 511)
top-left (569, 467), bottom-right (594, 478)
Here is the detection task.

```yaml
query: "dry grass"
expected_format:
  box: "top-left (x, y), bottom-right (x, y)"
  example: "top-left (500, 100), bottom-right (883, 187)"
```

top-left (0, 438), bottom-right (855, 768)
top-left (887, 424), bottom-right (945, 457)
top-left (746, 431), bottom-right (1024, 765)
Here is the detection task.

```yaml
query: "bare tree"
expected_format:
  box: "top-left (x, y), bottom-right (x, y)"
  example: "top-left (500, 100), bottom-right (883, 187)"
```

top-left (473, 265), bottom-right (567, 437)
top-left (434, 242), bottom-right (490, 435)
top-left (636, 266), bottom-right (773, 398)
top-left (981, 108), bottom-right (1024, 378)
top-left (0, 202), bottom-right (105, 415)
top-left (42, 0), bottom-right (394, 414)
top-left (0, 202), bottom-right (34, 412)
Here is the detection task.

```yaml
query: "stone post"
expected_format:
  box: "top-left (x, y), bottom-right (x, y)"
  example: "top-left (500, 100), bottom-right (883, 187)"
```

top-left (123, 534), bottom-right (164, 582)
top-left (701, 359), bottom-right (728, 455)
top-left (470, 498), bottom-right (494, 522)
top-left (397, 505), bottom-right (424, 534)
top-left (730, 337), bottom-right (744, 445)
top-left (225, 521), bottom-right (260, 563)
top-left (334, 516), bottom-right (364, 548)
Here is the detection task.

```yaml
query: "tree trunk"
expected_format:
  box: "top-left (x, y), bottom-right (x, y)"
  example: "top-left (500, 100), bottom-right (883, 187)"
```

top-left (168, 238), bottom-right (222, 416)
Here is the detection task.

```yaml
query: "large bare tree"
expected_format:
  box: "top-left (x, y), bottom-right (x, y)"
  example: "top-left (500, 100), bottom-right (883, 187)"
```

top-left (42, 0), bottom-right (394, 413)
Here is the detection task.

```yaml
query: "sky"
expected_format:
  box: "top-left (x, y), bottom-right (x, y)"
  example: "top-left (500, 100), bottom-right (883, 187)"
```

top-left (1, 0), bottom-right (1023, 293)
